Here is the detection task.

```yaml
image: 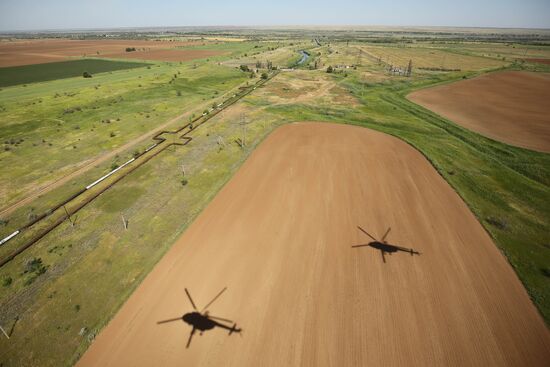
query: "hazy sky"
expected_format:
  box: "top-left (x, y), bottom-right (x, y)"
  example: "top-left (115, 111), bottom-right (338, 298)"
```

top-left (0, 0), bottom-right (549, 31)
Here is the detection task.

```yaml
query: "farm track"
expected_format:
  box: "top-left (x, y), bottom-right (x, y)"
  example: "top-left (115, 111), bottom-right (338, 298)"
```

top-left (0, 71), bottom-right (279, 267)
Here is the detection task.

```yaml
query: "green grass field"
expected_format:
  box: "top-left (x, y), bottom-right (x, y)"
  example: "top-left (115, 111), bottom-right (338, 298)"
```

top-left (0, 60), bottom-right (249, 209)
top-left (0, 59), bottom-right (150, 87)
top-left (0, 38), bottom-right (548, 366)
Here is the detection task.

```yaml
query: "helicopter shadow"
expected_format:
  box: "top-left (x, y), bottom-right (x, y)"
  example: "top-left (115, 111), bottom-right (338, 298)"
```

top-left (157, 287), bottom-right (242, 348)
top-left (352, 226), bottom-right (421, 263)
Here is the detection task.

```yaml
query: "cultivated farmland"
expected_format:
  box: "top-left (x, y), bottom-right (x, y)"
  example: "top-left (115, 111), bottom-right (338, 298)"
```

top-left (0, 27), bottom-right (549, 367)
top-left (0, 59), bottom-right (148, 87)
top-left (408, 71), bottom-right (550, 152)
top-left (76, 123), bottom-right (550, 367)
top-left (0, 38), bottom-right (200, 67)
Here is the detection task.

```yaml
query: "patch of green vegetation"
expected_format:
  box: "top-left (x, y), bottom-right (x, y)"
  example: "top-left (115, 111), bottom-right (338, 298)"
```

top-left (0, 61), bottom-right (248, 209)
top-left (0, 59), bottom-right (149, 87)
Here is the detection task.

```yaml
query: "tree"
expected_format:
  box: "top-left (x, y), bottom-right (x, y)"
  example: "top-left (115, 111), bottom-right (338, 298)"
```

top-left (239, 65), bottom-right (250, 72)
top-left (326, 65), bottom-right (333, 73)
top-left (261, 72), bottom-right (268, 80)
top-left (83, 71), bottom-right (92, 78)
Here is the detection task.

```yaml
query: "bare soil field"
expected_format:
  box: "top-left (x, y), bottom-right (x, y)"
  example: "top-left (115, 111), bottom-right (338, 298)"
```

top-left (525, 58), bottom-right (550, 65)
top-left (75, 122), bottom-right (549, 367)
top-left (408, 71), bottom-right (550, 152)
top-left (0, 39), bottom-right (198, 67)
top-left (101, 48), bottom-right (225, 62)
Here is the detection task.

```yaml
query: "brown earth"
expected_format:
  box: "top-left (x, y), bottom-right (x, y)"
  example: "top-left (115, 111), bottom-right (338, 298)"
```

top-left (76, 123), bottom-right (550, 367)
top-left (408, 71), bottom-right (550, 152)
top-left (525, 58), bottom-right (550, 65)
top-left (0, 39), bottom-right (199, 67)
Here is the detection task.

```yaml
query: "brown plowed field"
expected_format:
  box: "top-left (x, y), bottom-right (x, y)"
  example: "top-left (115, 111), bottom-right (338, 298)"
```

top-left (408, 71), bottom-right (550, 152)
top-left (525, 58), bottom-right (550, 65)
top-left (0, 39), bottom-right (199, 67)
top-left (76, 123), bottom-right (550, 367)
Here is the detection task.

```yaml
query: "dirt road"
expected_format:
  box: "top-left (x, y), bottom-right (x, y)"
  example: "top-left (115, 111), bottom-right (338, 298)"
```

top-left (76, 122), bottom-right (550, 367)
top-left (408, 71), bottom-right (550, 152)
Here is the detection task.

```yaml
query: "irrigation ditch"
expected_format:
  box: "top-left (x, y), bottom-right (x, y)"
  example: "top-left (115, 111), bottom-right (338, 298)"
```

top-left (0, 70), bottom-right (280, 268)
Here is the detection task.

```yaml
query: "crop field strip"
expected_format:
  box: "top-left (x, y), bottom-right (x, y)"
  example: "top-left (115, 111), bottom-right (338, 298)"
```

top-left (0, 59), bottom-right (151, 87)
top-left (0, 70), bottom-right (279, 267)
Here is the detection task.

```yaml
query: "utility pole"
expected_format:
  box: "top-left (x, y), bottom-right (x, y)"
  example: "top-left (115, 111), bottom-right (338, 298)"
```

top-left (239, 114), bottom-right (247, 148)
top-left (121, 214), bottom-right (128, 230)
top-left (64, 206), bottom-right (75, 227)
top-left (0, 324), bottom-right (9, 339)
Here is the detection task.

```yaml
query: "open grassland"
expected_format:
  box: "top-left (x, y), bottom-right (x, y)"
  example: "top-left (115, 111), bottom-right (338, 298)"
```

top-left (98, 49), bottom-right (226, 63)
top-left (0, 38), bottom-right (549, 366)
top-left (430, 42), bottom-right (550, 62)
top-left (0, 60), bottom-right (249, 212)
top-left (360, 44), bottom-right (509, 70)
top-left (0, 59), bottom-right (149, 87)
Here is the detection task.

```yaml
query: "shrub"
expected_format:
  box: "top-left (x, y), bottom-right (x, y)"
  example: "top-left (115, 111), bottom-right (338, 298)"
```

top-left (24, 257), bottom-right (47, 275)
top-left (261, 72), bottom-right (268, 80)
top-left (110, 132), bottom-right (116, 138)
top-left (326, 66), bottom-right (333, 73)
top-left (486, 216), bottom-right (507, 230)
top-left (2, 276), bottom-right (12, 287)
top-left (125, 47), bottom-right (136, 52)
top-left (181, 178), bottom-right (188, 186)
top-left (239, 65), bottom-right (250, 72)
top-left (83, 71), bottom-right (92, 78)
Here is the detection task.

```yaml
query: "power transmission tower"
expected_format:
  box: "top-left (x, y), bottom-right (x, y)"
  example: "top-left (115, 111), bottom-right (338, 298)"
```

top-left (406, 59), bottom-right (413, 77)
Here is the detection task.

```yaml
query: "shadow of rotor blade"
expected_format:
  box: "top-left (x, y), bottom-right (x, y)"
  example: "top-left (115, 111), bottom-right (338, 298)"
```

top-left (381, 227), bottom-right (391, 242)
top-left (201, 287), bottom-right (227, 312)
top-left (357, 226), bottom-right (377, 242)
top-left (381, 251), bottom-right (386, 263)
top-left (157, 317), bottom-right (182, 324)
top-left (208, 315), bottom-right (234, 323)
top-left (351, 244), bottom-right (370, 248)
top-left (185, 288), bottom-right (198, 311)
top-left (186, 327), bottom-right (196, 349)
